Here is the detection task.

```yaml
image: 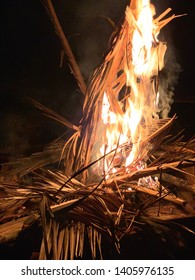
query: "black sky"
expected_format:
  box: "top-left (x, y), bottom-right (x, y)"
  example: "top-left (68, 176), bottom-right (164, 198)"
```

top-left (0, 0), bottom-right (195, 159)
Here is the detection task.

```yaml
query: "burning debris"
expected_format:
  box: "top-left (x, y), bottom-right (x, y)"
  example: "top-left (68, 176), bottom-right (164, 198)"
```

top-left (0, 0), bottom-right (195, 260)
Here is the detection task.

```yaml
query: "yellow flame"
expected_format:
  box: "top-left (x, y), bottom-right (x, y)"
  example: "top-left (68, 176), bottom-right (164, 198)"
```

top-left (99, 0), bottom-right (166, 176)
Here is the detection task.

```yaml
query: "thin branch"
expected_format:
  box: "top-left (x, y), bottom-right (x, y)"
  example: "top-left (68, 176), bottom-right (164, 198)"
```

top-left (43, 0), bottom-right (87, 95)
top-left (27, 97), bottom-right (79, 131)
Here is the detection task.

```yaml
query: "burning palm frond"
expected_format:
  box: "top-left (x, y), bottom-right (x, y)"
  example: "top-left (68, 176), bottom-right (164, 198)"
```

top-left (60, 1), bottom-right (184, 183)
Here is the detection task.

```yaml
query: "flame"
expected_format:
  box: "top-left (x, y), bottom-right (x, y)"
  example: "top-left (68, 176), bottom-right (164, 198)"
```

top-left (131, 1), bottom-right (156, 75)
top-left (98, 0), bottom-right (162, 176)
top-left (87, 0), bottom-right (179, 181)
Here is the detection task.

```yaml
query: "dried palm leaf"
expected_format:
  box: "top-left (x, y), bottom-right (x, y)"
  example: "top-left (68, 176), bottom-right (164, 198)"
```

top-left (27, 97), bottom-right (79, 131)
top-left (42, 0), bottom-right (87, 95)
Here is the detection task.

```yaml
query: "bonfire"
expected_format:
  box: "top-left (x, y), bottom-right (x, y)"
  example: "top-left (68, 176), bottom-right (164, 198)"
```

top-left (0, 0), bottom-right (195, 260)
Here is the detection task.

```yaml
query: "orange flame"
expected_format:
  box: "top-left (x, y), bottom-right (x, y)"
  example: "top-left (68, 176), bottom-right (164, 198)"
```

top-left (94, 0), bottom-right (176, 178)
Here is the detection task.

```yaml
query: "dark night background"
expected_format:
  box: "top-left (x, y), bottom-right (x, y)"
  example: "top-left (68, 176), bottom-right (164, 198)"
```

top-left (0, 0), bottom-right (195, 161)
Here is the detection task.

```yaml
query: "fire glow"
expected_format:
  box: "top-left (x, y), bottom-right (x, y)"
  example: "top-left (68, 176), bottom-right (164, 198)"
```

top-left (98, 0), bottom-right (172, 177)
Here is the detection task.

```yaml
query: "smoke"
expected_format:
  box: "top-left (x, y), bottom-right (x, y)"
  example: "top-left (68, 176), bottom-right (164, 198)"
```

top-left (152, 0), bottom-right (182, 118)
top-left (158, 42), bottom-right (182, 118)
